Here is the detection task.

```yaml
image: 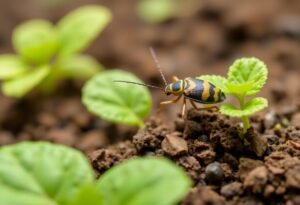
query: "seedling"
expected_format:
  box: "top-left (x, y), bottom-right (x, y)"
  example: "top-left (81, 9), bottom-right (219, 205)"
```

top-left (0, 142), bottom-right (191, 205)
top-left (0, 5), bottom-right (111, 98)
top-left (200, 57), bottom-right (268, 133)
top-left (114, 48), bottom-right (226, 118)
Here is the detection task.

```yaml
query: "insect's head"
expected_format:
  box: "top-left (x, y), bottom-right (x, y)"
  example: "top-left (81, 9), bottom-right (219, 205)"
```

top-left (164, 80), bottom-right (184, 96)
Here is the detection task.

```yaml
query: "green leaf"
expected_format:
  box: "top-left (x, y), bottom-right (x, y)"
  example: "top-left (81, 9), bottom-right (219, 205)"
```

top-left (197, 75), bottom-right (228, 93)
top-left (227, 57), bottom-right (268, 96)
top-left (0, 54), bottom-right (28, 79)
top-left (13, 20), bottom-right (58, 64)
top-left (220, 97), bottom-right (268, 117)
top-left (2, 65), bottom-right (50, 98)
top-left (96, 157), bottom-right (192, 205)
top-left (137, 0), bottom-right (178, 23)
top-left (225, 81), bottom-right (253, 95)
top-left (68, 184), bottom-right (103, 205)
top-left (0, 142), bottom-right (94, 205)
top-left (82, 69), bottom-right (151, 127)
top-left (57, 5), bottom-right (112, 57)
top-left (58, 54), bottom-right (103, 79)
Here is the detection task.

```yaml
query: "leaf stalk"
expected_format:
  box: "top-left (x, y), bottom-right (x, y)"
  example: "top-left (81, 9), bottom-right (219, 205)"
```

top-left (237, 95), bottom-right (250, 133)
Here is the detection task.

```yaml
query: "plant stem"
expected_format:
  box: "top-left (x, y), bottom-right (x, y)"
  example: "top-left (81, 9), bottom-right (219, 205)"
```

top-left (241, 116), bottom-right (250, 133)
top-left (138, 119), bottom-right (145, 129)
top-left (237, 95), bottom-right (250, 133)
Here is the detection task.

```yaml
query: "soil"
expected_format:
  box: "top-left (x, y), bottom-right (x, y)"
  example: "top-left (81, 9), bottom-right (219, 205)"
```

top-left (0, 0), bottom-right (300, 204)
top-left (90, 109), bottom-right (300, 204)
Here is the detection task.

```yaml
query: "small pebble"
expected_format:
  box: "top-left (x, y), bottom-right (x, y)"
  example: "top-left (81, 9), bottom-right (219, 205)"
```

top-left (264, 110), bottom-right (276, 129)
top-left (205, 162), bottom-right (224, 184)
top-left (221, 182), bottom-right (243, 198)
top-left (244, 166), bottom-right (268, 193)
top-left (161, 133), bottom-right (188, 156)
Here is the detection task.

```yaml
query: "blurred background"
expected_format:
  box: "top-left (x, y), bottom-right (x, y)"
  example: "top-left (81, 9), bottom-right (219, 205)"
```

top-left (0, 0), bottom-right (299, 150)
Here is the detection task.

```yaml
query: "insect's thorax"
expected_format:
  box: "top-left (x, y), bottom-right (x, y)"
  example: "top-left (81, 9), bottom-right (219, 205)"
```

top-left (183, 77), bottom-right (197, 94)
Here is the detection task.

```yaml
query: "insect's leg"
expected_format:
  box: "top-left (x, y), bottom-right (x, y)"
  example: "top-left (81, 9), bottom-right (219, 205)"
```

top-left (158, 95), bottom-right (182, 113)
top-left (189, 100), bottom-right (204, 110)
top-left (160, 95), bottom-right (182, 106)
top-left (181, 97), bottom-right (187, 118)
top-left (190, 100), bottom-right (219, 111)
top-left (172, 76), bottom-right (179, 82)
top-left (204, 104), bottom-right (219, 111)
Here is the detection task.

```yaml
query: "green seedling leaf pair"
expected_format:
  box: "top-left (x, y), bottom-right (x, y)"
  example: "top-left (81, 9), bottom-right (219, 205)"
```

top-left (199, 57), bottom-right (268, 133)
top-left (0, 142), bottom-right (192, 205)
top-left (0, 5), bottom-right (111, 98)
top-left (82, 70), bottom-right (152, 128)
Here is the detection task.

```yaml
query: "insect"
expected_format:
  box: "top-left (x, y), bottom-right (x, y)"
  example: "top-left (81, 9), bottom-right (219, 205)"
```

top-left (114, 48), bottom-right (226, 118)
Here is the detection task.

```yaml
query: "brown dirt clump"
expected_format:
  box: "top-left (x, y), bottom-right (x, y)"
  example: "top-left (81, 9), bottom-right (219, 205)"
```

top-left (89, 108), bottom-right (300, 204)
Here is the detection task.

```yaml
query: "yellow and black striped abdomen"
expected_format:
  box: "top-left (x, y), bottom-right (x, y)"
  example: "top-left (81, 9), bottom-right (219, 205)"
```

top-left (183, 78), bottom-right (225, 104)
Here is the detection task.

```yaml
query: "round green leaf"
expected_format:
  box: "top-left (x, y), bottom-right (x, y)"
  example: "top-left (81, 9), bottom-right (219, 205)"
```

top-left (0, 142), bottom-right (94, 205)
top-left (57, 5), bottom-right (112, 57)
top-left (220, 97), bottom-right (268, 117)
top-left (227, 57), bottom-right (268, 96)
top-left (13, 20), bottom-right (58, 64)
top-left (2, 65), bottom-right (50, 98)
top-left (58, 54), bottom-right (103, 79)
top-left (82, 69), bottom-right (151, 127)
top-left (0, 54), bottom-right (28, 79)
top-left (96, 157), bottom-right (192, 205)
top-left (197, 75), bottom-right (228, 93)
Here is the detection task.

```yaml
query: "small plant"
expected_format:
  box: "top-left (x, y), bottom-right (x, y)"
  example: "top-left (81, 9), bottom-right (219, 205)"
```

top-left (199, 57), bottom-right (268, 133)
top-left (82, 69), bottom-right (152, 128)
top-left (0, 5), bottom-right (111, 98)
top-left (0, 142), bottom-right (191, 205)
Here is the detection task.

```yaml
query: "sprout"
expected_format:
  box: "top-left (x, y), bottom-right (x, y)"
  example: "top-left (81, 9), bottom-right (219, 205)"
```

top-left (0, 5), bottom-right (111, 98)
top-left (199, 57), bottom-right (268, 133)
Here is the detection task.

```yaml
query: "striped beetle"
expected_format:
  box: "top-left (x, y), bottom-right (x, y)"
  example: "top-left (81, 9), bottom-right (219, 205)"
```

top-left (114, 48), bottom-right (226, 118)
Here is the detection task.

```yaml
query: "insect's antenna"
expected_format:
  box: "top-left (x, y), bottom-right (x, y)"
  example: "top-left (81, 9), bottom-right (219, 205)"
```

top-left (113, 80), bottom-right (164, 91)
top-left (149, 47), bottom-right (168, 86)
